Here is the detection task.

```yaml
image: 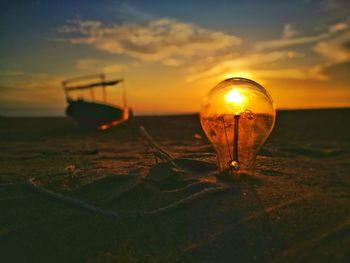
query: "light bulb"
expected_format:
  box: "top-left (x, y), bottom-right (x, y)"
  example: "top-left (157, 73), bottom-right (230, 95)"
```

top-left (200, 78), bottom-right (276, 177)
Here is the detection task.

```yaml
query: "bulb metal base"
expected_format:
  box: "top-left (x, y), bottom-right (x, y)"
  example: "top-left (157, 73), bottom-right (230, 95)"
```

top-left (229, 160), bottom-right (240, 170)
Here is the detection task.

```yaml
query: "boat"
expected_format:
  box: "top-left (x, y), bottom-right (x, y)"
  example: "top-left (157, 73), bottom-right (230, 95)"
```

top-left (62, 74), bottom-right (130, 130)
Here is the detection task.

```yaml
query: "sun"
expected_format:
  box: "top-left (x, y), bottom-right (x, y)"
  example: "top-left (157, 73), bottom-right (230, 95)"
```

top-left (225, 89), bottom-right (244, 104)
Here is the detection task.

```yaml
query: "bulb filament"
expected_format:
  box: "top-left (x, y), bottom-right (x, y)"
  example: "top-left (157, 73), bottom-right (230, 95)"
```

top-left (222, 114), bottom-right (240, 172)
top-left (232, 114), bottom-right (240, 170)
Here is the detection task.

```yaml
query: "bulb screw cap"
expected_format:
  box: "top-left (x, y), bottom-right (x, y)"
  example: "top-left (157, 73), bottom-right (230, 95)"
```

top-left (229, 160), bottom-right (240, 170)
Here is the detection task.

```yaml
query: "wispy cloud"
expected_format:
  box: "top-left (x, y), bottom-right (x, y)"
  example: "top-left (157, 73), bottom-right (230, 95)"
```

top-left (59, 18), bottom-right (241, 66)
top-left (75, 59), bottom-right (101, 70)
top-left (186, 50), bottom-right (328, 83)
top-left (12, 74), bottom-right (66, 90)
top-left (254, 20), bottom-right (348, 52)
top-left (0, 73), bottom-right (67, 115)
top-left (313, 30), bottom-right (350, 63)
top-left (0, 70), bottom-right (24, 76)
top-left (101, 64), bottom-right (125, 74)
top-left (75, 59), bottom-right (126, 73)
top-left (117, 3), bottom-right (154, 21)
top-left (328, 22), bottom-right (348, 33)
top-left (254, 31), bottom-right (327, 52)
top-left (99, 2), bottom-right (154, 22)
top-left (282, 24), bottom-right (298, 39)
top-left (186, 51), bottom-right (302, 82)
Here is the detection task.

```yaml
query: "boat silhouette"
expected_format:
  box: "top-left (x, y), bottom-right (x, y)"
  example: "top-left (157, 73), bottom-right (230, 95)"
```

top-left (62, 74), bottom-right (130, 130)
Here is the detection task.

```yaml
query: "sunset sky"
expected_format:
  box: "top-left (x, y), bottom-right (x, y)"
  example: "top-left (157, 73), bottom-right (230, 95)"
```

top-left (1, 0), bottom-right (349, 116)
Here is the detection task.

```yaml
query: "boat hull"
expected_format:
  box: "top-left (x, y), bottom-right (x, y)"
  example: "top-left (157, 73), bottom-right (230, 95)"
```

top-left (66, 100), bottom-right (126, 129)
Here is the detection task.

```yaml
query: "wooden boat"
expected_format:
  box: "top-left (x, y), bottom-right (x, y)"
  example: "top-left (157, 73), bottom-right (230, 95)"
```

top-left (62, 74), bottom-right (130, 130)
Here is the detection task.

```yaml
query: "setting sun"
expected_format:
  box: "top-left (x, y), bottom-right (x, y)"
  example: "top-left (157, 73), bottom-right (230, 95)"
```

top-left (225, 89), bottom-right (244, 104)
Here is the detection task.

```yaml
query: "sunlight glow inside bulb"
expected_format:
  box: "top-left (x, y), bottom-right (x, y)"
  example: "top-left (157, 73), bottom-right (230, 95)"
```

top-left (225, 89), bottom-right (244, 104)
top-left (200, 77), bottom-right (276, 178)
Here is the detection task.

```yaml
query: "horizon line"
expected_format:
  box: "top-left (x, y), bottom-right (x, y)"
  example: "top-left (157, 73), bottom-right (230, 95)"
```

top-left (1, 106), bottom-right (349, 118)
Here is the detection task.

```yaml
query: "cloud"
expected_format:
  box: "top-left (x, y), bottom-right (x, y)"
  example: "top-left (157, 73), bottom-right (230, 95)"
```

top-left (309, 19), bottom-right (350, 76)
top-left (59, 18), bottom-right (241, 66)
top-left (97, 2), bottom-right (154, 23)
top-left (75, 59), bottom-right (126, 74)
top-left (254, 19), bottom-right (349, 52)
top-left (75, 59), bottom-right (101, 70)
top-left (185, 19), bottom-right (350, 83)
top-left (184, 18), bottom-right (350, 83)
top-left (15, 74), bottom-right (66, 90)
top-left (117, 3), bottom-right (154, 21)
top-left (254, 32), bottom-right (329, 52)
top-left (282, 24), bottom-right (298, 39)
top-left (0, 73), bottom-right (67, 115)
top-left (0, 84), bottom-right (15, 91)
top-left (0, 73), bottom-right (67, 95)
top-left (250, 67), bottom-right (328, 81)
top-left (75, 58), bottom-right (126, 73)
top-left (187, 51), bottom-right (293, 82)
top-left (0, 70), bottom-right (24, 76)
top-left (313, 30), bottom-right (350, 63)
top-left (186, 50), bottom-right (328, 83)
top-left (328, 22), bottom-right (348, 33)
top-left (101, 64), bottom-right (125, 74)
top-left (60, 15), bottom-right (349, 86)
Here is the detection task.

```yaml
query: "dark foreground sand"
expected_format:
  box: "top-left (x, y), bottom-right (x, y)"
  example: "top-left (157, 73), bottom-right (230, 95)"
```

top-left (0, 109), bottom-right (349, 262)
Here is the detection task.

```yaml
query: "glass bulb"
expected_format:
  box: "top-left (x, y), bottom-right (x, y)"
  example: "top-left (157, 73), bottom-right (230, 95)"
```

top-left (200, 78), bottom-right (276, 177)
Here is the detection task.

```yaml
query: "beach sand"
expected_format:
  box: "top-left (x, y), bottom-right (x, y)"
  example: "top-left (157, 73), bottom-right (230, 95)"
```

top-left (0, 109), bottom-right (349, 262)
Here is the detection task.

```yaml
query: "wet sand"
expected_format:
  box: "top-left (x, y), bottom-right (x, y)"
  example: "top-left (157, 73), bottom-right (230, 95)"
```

top-left (0, 109), bottom-right (349, 262)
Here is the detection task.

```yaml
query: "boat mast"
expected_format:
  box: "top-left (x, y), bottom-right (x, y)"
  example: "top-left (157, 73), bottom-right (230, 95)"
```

top-left (101, 74), bottom-right (107, 103)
